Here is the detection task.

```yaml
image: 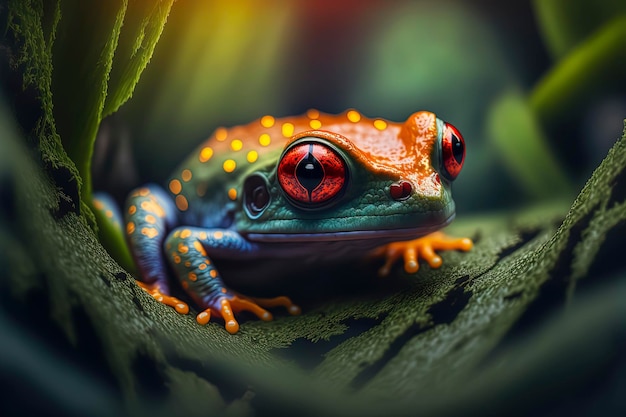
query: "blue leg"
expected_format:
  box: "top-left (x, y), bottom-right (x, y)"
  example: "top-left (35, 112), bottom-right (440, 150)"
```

top-left (165, 227), bottom-right (300, 333)
top-left (124, 184), bottom-right (188, 314)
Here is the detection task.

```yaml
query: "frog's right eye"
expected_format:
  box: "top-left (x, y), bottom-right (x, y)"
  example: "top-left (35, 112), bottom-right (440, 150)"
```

top-left (277, 140), bottom-right (348, 209)
top-left (440, 122), bottom-right (465, 181)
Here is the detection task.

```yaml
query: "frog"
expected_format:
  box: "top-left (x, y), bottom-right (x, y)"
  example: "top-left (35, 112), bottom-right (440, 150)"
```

top-left (94, 109), bottom-right (472, 334)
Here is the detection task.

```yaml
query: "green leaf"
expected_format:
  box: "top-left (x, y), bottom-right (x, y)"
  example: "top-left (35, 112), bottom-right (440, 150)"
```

top-left (487, 89), bottom-right (573, 199)
top-left (530, 14), bottom-right (626, 127)
top-left (533, 0), bottom-right (626, 59)
top-left (102, 0), bottom-right (175, 118)
top-left (6, 0), bottom-right (174, 209)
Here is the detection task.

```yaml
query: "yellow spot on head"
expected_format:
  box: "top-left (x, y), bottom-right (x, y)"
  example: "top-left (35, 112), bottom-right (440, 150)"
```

top-left (199, 232), bottom-right (208, 240)
top-left (309, 119), bottom-right (322, 129)
top-left (230, 139), bottom-right (243, 151)
top-left (247, 150), bottom-right (258, 163)
top-left (139, 188), bottom-right (150, 196)
top-left (141, 227), bottom-right (159, 239)
top-left (347, 110), bottom-right (361, 123)
top-left (126, 222), bottom-right (135, 234)
top-left (223, 159), bottom-right (237, 173)
top-left (199, 146), bottom-right (213, 162)
top-left (173, 254), bottom-right (181, 264)
top-left (105, 209), bottom-right (113, 218)
top-left (185, 261), bottom-right (191, 267)
top-left (228, 188), bottom-right (237, 201)
top-left (188, 272), bottom-right (197, 281)
top-left (260, 115), bottom-right (275, 128)
top-left (282, 122), bottom-right (295, 137)
top-left (128, 205), bottom-right (136, 215)
top-left (199, 263), bottom-right (207, 270)
top-left (374, 119), bottom-right (388, 130)
top-left (259, 133), bottom-right (271, 147)
top-left (215, 127), bottom-right (228, 141)
top-left (306, 109), bottom-right (320, 119)
top-left (169, 179), bottom-right (182, 194)
top-left (180, 229), bottom-right (191, 239)
top-left (175, 195), bottom-right (189, 211)
top-left (145, 214), bottom-right (156, 224)
top-left (181, 281), bottom-right (189, 290)
top-left (93, 199), bottom-right (104, 210)
top-left (212, 270), bottom-right (219, 278)
top-left (214, 231), bottom-right (224, 240)
top-left (181, 169), bottom-right (192, 182)
top-left (219, 286), bottom-right (226, 292)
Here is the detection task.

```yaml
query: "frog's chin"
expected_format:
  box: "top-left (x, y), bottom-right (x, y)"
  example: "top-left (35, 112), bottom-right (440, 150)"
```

top-left (245, 213), bottom-right (455, 243)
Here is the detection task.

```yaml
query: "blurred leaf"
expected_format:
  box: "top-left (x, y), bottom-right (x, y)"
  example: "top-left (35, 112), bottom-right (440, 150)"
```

top-left (487, 89), bottom-right (573, 199)
top-left (533, 0), bottom-right (626, 59)
top-left (530, 14), bottom-right (626, 128)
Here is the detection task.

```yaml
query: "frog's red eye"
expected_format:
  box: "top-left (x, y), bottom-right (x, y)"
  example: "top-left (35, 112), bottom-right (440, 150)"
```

top-left (441, 122), bottom-right (465, 181)
top-left (277, 141), bottom-right (347, 208)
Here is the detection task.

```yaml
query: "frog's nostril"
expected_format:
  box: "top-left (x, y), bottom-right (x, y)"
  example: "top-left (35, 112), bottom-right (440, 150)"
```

top-left (390, 180), bottom-right (412, 201)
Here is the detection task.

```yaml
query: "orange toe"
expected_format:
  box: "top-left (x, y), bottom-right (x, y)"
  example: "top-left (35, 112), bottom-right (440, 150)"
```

top-left (137, 281), bottom-right (189, 314)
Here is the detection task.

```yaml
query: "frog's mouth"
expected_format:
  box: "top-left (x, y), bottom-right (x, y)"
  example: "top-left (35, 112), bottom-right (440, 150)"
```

top-left (245, 213), bottom-right (455, 243)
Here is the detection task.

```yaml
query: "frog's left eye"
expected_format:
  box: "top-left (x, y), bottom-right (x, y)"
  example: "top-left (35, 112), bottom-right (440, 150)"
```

top-left (277, 140), bottom-right (348, 208)
top-left (441, 122), bottom-right (465, 181)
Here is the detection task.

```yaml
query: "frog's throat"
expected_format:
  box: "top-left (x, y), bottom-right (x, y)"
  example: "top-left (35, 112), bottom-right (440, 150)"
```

top-left (245, 213), bottom-right (455, 243)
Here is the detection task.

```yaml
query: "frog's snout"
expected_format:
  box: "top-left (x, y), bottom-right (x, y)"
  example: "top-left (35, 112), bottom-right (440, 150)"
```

top-left (389, 180), bottom-right (412, 201)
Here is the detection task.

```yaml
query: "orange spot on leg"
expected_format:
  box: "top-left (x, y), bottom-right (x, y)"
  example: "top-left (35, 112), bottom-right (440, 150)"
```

top-left (193, 240), bottom-right (207, 256)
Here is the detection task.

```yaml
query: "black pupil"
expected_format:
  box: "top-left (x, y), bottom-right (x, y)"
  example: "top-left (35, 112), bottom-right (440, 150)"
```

top-left (296, 144), bottom-right (324, 194)
top-left (451, 134), bottom-right (464, 164)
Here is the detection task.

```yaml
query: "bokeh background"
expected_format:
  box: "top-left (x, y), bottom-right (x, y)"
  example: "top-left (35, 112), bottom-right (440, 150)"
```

top-left (93, 0), bottom-right (626, 216)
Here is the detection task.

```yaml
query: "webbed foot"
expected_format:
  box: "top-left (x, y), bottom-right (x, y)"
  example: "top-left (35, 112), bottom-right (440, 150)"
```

top-left (136, 281), bottom-right (189, 314)
top-left (371, 231), bottom-right (473, 276)
top-left (196, 295), bottom-right (300, 334)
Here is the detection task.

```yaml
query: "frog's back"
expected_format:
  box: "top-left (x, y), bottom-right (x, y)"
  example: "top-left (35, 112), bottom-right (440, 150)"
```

top-left (165, 110), bottom-right (405, 227)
